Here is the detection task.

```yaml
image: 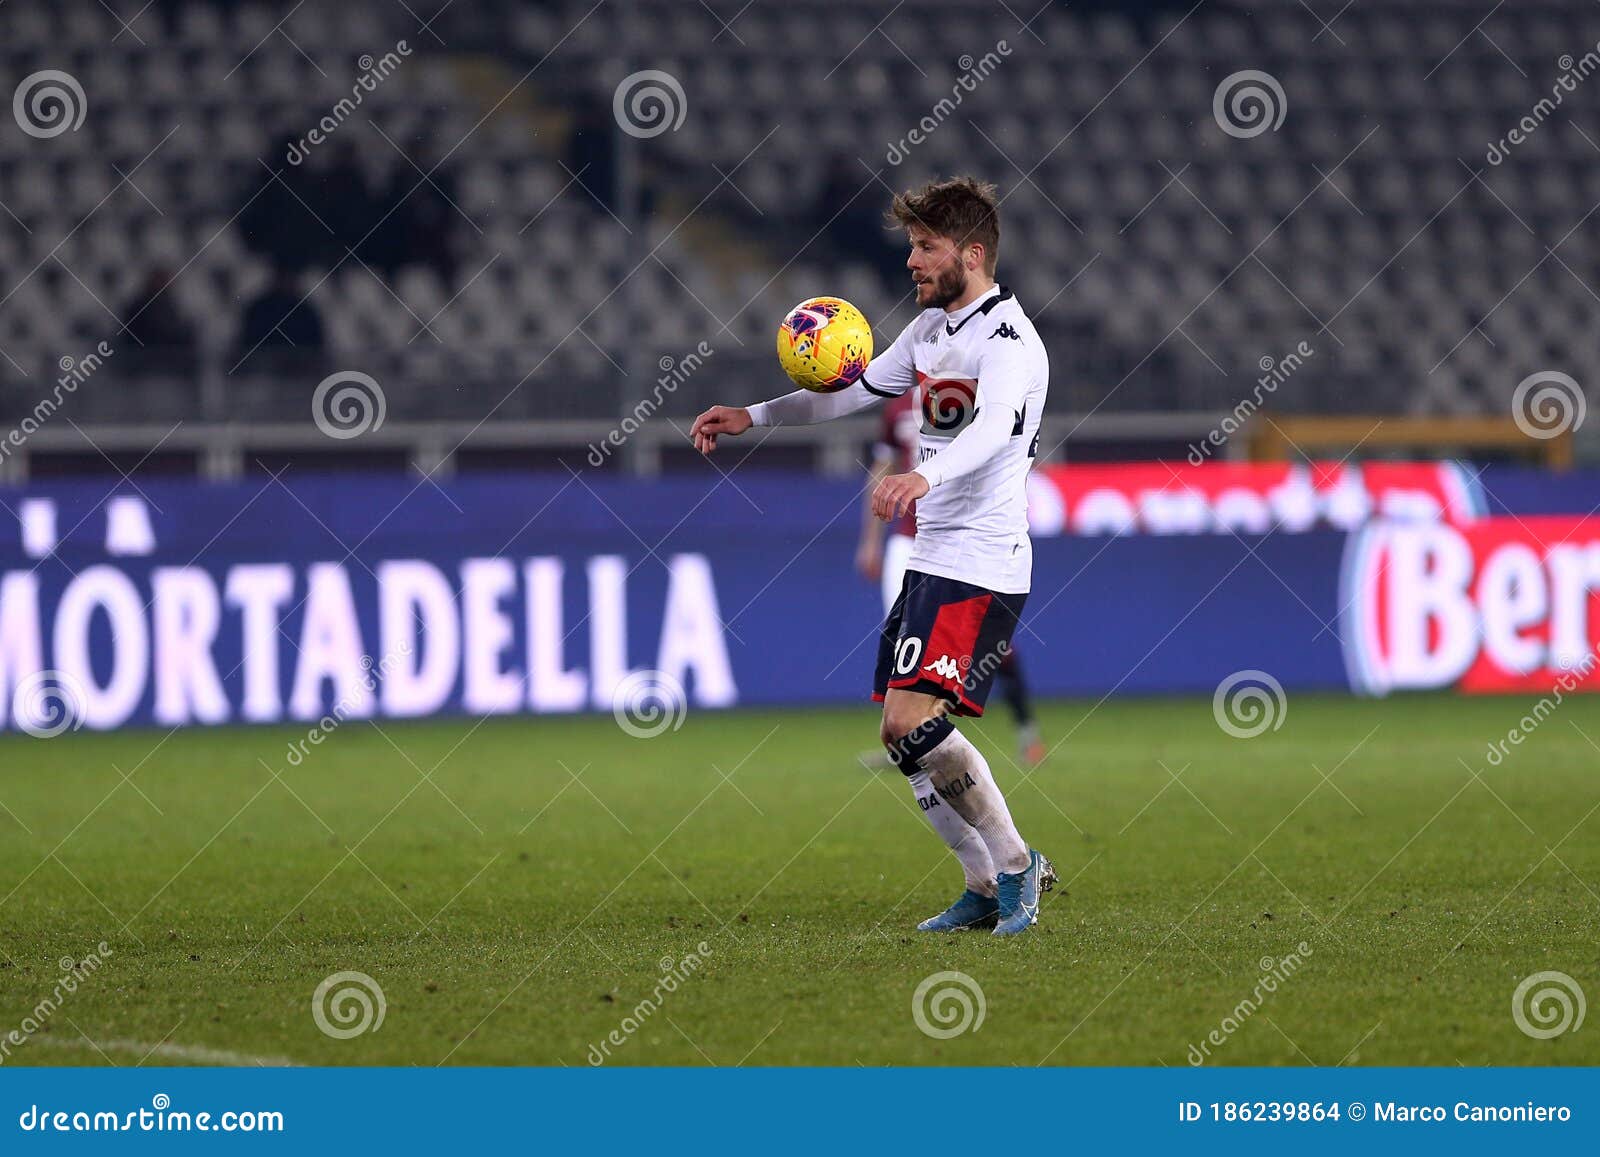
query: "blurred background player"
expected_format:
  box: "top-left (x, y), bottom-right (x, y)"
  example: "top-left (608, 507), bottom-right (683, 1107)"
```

top-left (857, 388), bottom-right (1047, 769)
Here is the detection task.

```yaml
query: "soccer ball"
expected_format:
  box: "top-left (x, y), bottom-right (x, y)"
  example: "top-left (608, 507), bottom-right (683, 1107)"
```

top-left (776, 296), bottom-right (873, 392)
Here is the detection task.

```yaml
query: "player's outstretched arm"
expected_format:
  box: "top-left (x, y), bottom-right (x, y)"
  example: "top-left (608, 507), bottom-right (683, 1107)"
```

top-left (692, 382), bottom-right (884, 455)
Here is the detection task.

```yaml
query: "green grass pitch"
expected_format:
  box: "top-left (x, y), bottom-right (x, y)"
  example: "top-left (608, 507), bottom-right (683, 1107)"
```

top-left (1, 693), bottom-right (1597, 1067)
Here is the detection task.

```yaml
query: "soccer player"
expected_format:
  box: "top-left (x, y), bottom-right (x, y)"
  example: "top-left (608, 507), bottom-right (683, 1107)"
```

top-left (690, 177), bottom-right (1054, 936)
top-left (857, 389), bottom-right (1048, 768)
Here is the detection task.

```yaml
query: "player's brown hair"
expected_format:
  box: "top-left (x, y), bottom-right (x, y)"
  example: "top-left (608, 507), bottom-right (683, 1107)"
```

top-left (889, 176), bottom-right (1001, 276)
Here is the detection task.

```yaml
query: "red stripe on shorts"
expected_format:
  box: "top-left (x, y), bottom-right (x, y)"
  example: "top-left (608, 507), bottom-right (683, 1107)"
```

top-left (917, 592), bottom-right (992, 694)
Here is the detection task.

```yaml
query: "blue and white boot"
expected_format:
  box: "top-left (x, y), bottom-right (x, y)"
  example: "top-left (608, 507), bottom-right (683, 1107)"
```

top-left (917, 888), bottom-right (1000, 932)
top-left (993, 849), bottom-right (1056, 937)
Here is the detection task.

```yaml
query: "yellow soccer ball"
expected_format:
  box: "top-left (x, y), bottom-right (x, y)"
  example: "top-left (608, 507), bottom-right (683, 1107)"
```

top-left (775, 296), bottom-right (873, 393)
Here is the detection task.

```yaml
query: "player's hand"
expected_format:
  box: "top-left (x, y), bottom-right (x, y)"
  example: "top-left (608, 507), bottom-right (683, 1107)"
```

top-left (856, 538), bottom-right (882, 582)
top-left (689, 405), bottom-right (752, 454)
top-left (872, 471), bottom-right (929, 523)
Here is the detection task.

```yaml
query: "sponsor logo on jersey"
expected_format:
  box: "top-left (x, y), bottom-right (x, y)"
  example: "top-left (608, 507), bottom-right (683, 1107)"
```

top-left (919, 375), bottom-right (979, 435)
top-left (989, 322), bottom-right (1021, 341)
top-left (923, 654), bottom-right (963, 680)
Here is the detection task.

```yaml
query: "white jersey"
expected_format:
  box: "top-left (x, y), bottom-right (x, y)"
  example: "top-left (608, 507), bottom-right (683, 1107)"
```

top-left (861, 285), bottom-right (1048, 594)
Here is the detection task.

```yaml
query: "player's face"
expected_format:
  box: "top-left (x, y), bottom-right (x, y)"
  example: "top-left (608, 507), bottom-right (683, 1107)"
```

top-left (906, 227), bottom-right (970, 310)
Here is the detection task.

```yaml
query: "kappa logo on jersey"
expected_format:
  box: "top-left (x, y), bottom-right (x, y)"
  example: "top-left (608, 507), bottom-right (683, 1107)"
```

top-left (922, 654), bottom-right (964, 680)
top-left (989, 322), bottom-right (1021, 341)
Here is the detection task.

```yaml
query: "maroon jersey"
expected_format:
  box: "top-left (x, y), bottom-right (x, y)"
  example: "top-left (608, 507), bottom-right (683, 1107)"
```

top-left (877, 388), bottom-right (921, 538)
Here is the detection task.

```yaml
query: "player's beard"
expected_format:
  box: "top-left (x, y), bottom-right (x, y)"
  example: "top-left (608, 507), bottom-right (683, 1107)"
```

top-left (917, 263), bottom-right (967, 310)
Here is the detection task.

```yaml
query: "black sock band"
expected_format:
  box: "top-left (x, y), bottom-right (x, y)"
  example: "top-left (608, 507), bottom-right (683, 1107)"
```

top-left (886, 714), bottom-right (956, 777)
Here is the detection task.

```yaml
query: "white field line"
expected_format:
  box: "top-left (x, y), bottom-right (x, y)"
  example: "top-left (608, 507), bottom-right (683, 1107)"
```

top-left (30, 1035), bottom-right (302, 1067)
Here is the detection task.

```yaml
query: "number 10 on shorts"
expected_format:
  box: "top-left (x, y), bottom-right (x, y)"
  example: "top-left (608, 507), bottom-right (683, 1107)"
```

top-left (893, 635), bottom-right (923, 676)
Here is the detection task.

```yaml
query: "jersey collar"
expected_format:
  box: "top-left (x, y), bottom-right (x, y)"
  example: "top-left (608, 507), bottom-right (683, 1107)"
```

top-left (943, 285), bottom-right (1011, 336)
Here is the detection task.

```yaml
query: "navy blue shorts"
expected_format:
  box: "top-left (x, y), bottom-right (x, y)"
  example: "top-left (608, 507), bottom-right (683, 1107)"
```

top-left (872, 569), bottom-right (1028, 716)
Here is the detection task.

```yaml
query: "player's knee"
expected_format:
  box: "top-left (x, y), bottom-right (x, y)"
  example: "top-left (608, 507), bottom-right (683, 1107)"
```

top-left (880, 702), bottom-right (938, 749)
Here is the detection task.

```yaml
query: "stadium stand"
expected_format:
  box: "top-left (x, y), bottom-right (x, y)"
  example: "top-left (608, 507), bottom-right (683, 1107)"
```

top-left (0, 0), bottom-right (1595, 460)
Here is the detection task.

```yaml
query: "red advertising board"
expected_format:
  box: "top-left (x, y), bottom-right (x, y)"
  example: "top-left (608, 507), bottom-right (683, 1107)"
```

top-left (1341, 516), bottom-right (1600, 695)
top-left (1028, 461), bottom-right (1484, 536)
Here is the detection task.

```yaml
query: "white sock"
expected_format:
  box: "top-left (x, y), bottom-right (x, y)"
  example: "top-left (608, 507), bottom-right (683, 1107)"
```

top-left (908, 770), bottom-right (996, 897)
top-left (919, 726), bottom-right (1031, 875)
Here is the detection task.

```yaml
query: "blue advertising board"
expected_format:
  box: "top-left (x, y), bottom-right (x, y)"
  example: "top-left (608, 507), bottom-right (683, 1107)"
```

top-left (0, 472), bottom-right (1358, 733)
